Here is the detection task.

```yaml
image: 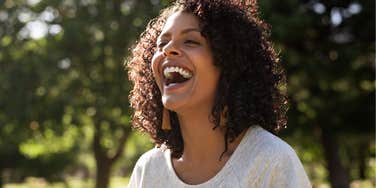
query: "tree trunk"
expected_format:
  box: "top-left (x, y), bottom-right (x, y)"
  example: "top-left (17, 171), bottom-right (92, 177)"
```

top-left (95, 158), bottom-right (112, 188)
top-left (358, 142), bottom-right (368, 179)
top-left (0, 168), bottom-right (3, 188)
top-left (321, 128), bottom-right (350, 188)
top-left (93, 123), bottom-right (112, 188)
top-left (93, 122), bottom-right (130, 188)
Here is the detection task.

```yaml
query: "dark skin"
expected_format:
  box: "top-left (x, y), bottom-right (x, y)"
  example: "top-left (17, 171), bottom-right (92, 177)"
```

top-left (151, 11), bottom-right (248, 185)
top-left (128, 0), bottom-right (287, 168)
top-left (172, 128), bottom-right (246, 185)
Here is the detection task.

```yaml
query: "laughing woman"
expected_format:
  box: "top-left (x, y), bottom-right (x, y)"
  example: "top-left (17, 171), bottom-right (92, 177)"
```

top-left (126, 0), bottom-right (311, 187)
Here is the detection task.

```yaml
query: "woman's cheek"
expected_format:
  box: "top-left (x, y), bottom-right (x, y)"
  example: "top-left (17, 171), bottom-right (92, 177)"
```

top-left (151, 52), bottom-right (163, 90)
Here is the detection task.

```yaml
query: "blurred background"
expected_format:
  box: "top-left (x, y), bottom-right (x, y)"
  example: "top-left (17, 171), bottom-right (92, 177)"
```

top-left (0, 0), bottom-right (374, 188)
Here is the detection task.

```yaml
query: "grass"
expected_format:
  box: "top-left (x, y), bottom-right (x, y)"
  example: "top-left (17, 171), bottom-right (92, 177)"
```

top-left (313, 181), bottom-right (374, 188)
top-left (4, 176), bottom-right (129, 188)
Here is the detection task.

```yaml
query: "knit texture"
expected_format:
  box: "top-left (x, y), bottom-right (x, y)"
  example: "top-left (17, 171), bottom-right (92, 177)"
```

top-left (127, 126), bottom-right (312, 188)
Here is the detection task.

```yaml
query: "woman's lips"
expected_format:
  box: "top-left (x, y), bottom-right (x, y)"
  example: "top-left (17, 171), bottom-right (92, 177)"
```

top-left (159, 61), bottom-right (195, 94)
top-left (163, 77), bottom-right (193, 93)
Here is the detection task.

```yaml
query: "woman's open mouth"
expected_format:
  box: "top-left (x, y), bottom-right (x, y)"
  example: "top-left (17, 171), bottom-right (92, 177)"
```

top-left (163, 66), bottom-right (193, 86)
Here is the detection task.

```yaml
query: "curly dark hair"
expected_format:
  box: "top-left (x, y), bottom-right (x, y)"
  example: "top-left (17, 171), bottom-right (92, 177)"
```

top-left (127, 0), bottom-right (288, 158)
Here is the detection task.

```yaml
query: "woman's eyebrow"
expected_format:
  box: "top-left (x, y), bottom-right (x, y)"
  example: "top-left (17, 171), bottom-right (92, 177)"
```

top-left (181, 28), bottom-right (201, 34)
top-left (159, 28), bottom-right (201, 38)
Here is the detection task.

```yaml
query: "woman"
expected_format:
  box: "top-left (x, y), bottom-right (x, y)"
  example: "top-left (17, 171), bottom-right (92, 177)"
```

top-left (127, 0), bottom-right (311, 187)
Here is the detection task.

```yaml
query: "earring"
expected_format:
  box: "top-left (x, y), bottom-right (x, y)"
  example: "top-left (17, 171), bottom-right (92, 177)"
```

top-left (220, 106), bottom-right (228, 127)
top-left (162, 108), bottom-right (171, 130)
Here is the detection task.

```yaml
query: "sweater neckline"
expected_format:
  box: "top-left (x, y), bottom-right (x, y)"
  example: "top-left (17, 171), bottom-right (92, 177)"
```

top-left (164, 125), bottom-right (261, 187)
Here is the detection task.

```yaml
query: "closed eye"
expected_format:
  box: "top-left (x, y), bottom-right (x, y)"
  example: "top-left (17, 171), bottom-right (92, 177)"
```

top-left (157, 39), bottom-right (200, 49)
top-left (157, 41), bottom-right (167, 48)
top-left (184, 40), bottom-right (200, 45)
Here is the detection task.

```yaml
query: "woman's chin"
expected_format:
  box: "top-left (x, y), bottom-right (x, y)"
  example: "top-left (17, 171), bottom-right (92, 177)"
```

top-left (162, 95), bottom-right (188, 113)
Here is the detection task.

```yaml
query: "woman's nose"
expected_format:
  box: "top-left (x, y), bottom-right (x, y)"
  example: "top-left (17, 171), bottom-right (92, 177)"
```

top-left (163, 41), bottom-right (181, 57)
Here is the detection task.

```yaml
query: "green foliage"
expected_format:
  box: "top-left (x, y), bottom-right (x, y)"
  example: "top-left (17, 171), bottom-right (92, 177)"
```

top-left (4, 176), bottom-right (130, 188)
top-left (0, 0), bottom-right (162, 186)
top-left (0, 0), bottom-right (374, 187)
top-left (261, 0), bottom-right (375, 184)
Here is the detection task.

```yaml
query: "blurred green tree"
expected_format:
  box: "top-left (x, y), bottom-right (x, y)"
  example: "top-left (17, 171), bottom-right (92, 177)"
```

top-left (0, 0), bottom-right (374, 188)
top-left (0, 0), bottom-right (169, 188)
top-left (260, 0), bottom-right (374, 187)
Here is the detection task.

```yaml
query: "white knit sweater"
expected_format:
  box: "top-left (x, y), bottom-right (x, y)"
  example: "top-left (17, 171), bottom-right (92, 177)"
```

top-left (127, 126), bottom-right (312, 188)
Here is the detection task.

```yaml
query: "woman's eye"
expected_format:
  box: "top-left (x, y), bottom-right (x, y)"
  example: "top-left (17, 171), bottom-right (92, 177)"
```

top-left (157, 42), bottom-right (167, 48)
top-left (184, 40), bottom-right (200, 45)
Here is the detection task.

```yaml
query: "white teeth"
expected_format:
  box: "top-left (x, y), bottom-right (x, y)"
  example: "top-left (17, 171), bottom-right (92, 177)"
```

top-left (163, 66), bottom-right (193, 79)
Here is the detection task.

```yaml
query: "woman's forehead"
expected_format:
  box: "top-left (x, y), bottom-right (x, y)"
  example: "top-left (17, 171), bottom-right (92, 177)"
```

top-left (160, 11), bottom-right (200, 36)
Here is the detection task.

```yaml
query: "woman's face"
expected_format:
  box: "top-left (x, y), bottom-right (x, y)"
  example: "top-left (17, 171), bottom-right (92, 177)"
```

top-left (152, 11), bottom-right (220, 113)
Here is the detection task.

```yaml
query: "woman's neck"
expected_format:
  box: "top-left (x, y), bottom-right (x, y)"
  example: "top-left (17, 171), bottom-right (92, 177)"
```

top-left (172, 106), bottom-right (248, 185)
top-left (176, 106), bottom-right (227, 162)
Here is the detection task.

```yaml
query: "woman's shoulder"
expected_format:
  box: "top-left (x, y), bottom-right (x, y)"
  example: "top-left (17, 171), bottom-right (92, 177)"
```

top-left (233, 126), bottom-right (311, 187)
top-left (134, 146), bottom-right (167, 169)
top-left (128, 146), bottom-right (172, 187)
top-left (251, 127), bottom-right (311, 186)
top-left (242, 126), bottom-right (301, 164)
